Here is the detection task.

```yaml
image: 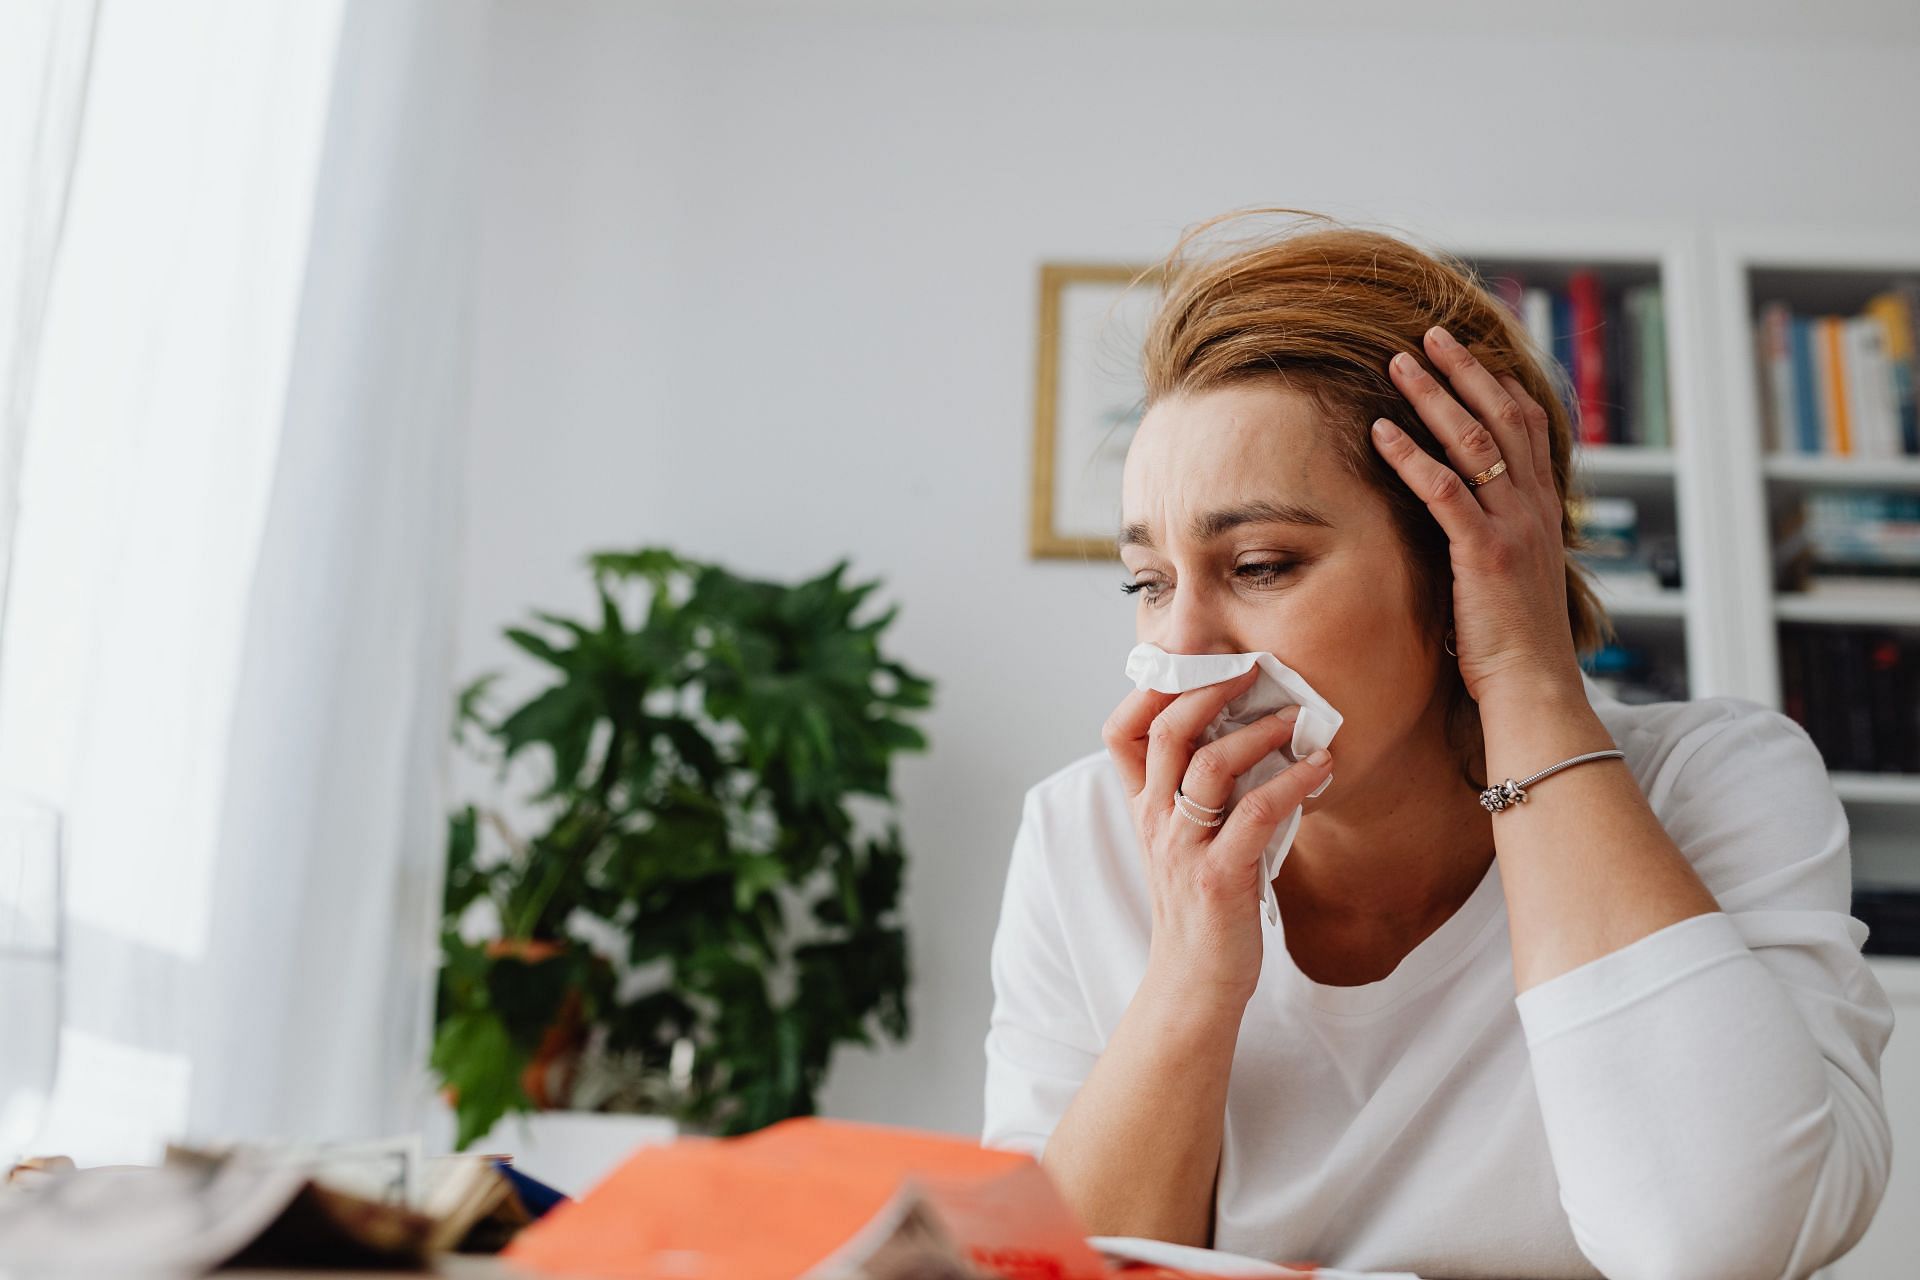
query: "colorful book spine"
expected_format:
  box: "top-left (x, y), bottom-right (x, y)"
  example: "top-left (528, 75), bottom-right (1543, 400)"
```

top-left (1866, 287), bottom-right (1912, 458)
top-left (1552, 291), bottom-right (1575, 409)
top-left (1790, 315), bottom-right (1821, 454)
top-left (1618, 288), bottom-right (1643, 446)
top-left (1639, 284), bottom-right (1669, 447)
top-left (1758, 300), bottom-right (1793, 454)
top-left (1894, 281), bottom-right (1920, 454)
top-left (1819, 315), bottom-right (1852, 456)
top-left (1568, 270), bottom-right (1610, 445)
top-left (1523, 287), bottom-right (1554, 390)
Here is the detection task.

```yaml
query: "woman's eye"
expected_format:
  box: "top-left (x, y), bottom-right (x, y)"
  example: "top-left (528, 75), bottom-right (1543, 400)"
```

top-left (1235, 560), bottom-right (1298, 584)
top-left (1119, 561), bottom-right (1297, 604)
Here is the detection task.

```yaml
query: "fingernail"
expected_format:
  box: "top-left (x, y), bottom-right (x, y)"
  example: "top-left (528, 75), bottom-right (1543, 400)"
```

top-left (1307, 748), bottom-right (1331, 766)
top-left (1428, 325), bottom-right (1458, 350)
top-left (1372, 418), bottom-right (1399, 442)
top-left (1276, 705), bottom-right (1301, 722)
top-left (1392, 352), bottom-right (1417, 375)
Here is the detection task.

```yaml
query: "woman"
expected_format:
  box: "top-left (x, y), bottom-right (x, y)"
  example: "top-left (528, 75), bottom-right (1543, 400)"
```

top-left (982, 208), bottom-right (1894, 1279)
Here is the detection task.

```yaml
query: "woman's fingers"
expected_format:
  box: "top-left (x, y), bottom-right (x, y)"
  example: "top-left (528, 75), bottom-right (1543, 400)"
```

top-left (1495, 372), bottom-right (1559, 519)
top-left (1420, 326), bottom-right (1535, 503)
top-left (1102, 686), bottom-right (1180, 794)
top-left (1105, 668), bottom-right (1256, 794)
top-left (1209, 745), bottom-right (1334, 872)
top-left (1141, 667), bottom-right (1261, 805)
top-left (1180, 704), bottom-right (1302, 809)
top-left (1370, 417), bottom-right (1490, 548)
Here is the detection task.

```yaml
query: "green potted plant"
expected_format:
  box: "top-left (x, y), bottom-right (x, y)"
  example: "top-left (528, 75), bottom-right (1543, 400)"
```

top-left (432, 547), bottom-right (933, 1162)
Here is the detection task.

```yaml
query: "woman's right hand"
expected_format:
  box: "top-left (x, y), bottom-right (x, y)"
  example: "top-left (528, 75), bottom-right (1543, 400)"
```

top-left (1103, 665), bottom-right (1336, 1017)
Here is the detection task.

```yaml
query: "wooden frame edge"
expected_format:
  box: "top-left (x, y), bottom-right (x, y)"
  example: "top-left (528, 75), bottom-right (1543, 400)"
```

top-left (1029, 261), bottom-right (1160, 561)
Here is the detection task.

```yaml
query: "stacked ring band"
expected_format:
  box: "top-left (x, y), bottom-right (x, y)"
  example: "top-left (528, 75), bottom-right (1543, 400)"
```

top-left (1174, 787), bottom-right (1226, 827)
top-left (1176, 786), bottom-right (1226, 813)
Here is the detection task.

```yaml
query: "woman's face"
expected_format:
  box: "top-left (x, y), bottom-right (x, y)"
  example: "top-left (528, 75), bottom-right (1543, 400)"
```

top-left (1118, 380), bottom-right (1450, 811)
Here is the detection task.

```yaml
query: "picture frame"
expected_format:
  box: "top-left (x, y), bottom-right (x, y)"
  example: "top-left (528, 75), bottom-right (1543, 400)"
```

top-left (1029, 261), bottom-right (1163, 559)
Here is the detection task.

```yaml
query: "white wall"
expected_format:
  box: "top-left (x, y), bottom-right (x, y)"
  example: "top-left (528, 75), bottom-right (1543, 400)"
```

top-left (457, 0), bottom-right (1920, 1136)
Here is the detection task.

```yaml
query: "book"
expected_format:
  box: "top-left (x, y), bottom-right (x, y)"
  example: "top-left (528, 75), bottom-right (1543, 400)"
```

top-left (0, 1136), bottom-right (555, 1274)
top-left (1552, 291), bottom-right (1576, 413)
top-left (1618, 286), bottom-right (1644, 446)
top-left (1635, 282), bottom-right (1666, 449)
top-left (1818, 315), bottom-right (1852, 456)
top-left (1568, 270), bottom-right (1610, 445)
top-left (1791, 314), bottom-right (1821, 454)
top-left (1863, 632), bottom-right (1911, 774)
top-left (504, 1117), bottom-right (1423, 1280)
top-left (1865, 287), bottom-right (1918, 455)
top-left (1758, 300), bottom-right (1794, 454)
top-left (1844, 314), bottom-right (1894, 459)
top-left (1601, 285), bottom-right (1627, 444)
top-left (1522, 286), bottom-right (1553, 370)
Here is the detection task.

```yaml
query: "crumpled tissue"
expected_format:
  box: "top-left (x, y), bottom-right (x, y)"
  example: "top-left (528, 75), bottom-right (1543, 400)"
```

top-left (1124, 641), bottom-right (1344, 927)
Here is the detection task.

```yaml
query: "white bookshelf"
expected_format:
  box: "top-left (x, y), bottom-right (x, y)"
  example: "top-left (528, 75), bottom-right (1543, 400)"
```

top-left (1573, 443), bottom-right (1678, 482)
top-left (1763, 452), bottom-right (1920, 487)
top-left (1407, 221), bottom-right (1920, 825)
top-left (1716, 229), bottom-right (1920, 1280)
top-left (1706, 226), bottom-right (1920, 821)
top-left (1420, 220), bottom-right (1729, 704)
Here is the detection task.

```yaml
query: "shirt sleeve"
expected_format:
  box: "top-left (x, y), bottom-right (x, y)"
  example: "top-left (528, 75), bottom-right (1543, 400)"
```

top-left (1512, 701), bottom-right (1896, 1280)
top-left (981, 785), bottom-right (1105, 1160)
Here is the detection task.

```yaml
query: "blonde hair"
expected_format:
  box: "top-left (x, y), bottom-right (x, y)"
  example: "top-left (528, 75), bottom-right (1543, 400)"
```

top-left (1133, 206), bottom-right (1614, 790)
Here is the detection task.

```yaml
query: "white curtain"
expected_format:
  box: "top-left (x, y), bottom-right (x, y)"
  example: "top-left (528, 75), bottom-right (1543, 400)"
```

top-left (0, 0), bottom-right (97, 633)
top-left (0, 0), bottom-right (488, 1163)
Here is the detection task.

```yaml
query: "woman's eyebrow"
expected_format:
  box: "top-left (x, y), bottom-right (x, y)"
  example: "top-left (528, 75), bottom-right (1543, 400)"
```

top-left (1116, 499), bottom-right (1334, 551)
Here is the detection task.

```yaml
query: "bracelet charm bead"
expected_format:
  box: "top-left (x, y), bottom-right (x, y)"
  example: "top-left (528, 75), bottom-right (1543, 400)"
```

top-left (1479, 778), bottom-right (1529, 812)
top-left (1479, 748), bottom-right (1625, 815)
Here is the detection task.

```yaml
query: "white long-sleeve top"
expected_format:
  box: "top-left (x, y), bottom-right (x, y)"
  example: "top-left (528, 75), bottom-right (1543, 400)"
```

top-left (981, 677), bottom-right (1895, 1279)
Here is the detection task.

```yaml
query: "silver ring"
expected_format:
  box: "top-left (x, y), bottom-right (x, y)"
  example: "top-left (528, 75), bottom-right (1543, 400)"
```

top-left (1174, 790), bottom-right (1225, 827)
top-left (1175, 785), bottom-right (1226, 814)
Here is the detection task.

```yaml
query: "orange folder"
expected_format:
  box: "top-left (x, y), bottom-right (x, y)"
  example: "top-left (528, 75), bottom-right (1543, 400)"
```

top-left (503, 1115), bottom-right (1323, 1279)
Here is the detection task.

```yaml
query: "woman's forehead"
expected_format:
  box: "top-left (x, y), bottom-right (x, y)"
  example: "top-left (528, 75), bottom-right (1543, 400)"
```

top-left (1120, 383), bottom-right (1356, 531)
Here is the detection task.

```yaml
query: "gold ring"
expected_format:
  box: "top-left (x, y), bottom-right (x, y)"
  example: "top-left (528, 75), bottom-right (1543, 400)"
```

top-left (1465, 457), bottom-right (1507, 487)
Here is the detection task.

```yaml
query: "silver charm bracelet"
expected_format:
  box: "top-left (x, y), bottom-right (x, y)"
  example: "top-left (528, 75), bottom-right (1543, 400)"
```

top-left (1479, 748), bottom-right (1625, 813)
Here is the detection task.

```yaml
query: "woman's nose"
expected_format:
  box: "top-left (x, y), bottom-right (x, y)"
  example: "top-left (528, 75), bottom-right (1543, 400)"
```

top-left (1152, 590), bottom-right (1241, 657)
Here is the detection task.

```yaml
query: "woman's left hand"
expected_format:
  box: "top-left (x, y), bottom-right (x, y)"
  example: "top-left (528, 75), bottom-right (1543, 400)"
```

top-left (1370, 325), bottom-right (1586, 707)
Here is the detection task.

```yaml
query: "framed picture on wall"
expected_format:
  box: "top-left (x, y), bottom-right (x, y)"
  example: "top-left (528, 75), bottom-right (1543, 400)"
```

top-left (1029, 261), bottom-right (1162, 559)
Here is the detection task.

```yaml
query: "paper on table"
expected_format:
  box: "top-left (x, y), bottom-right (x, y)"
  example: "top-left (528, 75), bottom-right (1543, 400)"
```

top-left (1090, 1235), bottom-right (1422, 1279)
top-left (1124, 642), bottom-right (1344, 927)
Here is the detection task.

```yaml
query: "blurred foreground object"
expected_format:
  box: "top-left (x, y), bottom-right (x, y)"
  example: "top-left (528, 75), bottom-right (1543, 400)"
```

top-left (0, 1138), bottom-right (563, 1274)
top-left (434, 549), bottom-right (935, 1149)
top-left (505, 1117), bottom-right (1413, 1280)
top-left (505, 1116), bottom-right (1107, 1280)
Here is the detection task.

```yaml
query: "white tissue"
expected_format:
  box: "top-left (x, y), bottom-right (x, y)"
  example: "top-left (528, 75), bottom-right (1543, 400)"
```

top-left (1124, 641), bottom-right (1344, 927)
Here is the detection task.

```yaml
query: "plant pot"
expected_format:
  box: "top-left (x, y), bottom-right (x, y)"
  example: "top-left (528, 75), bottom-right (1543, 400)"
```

top-left (480, 937), bottom-right (591, 1109)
